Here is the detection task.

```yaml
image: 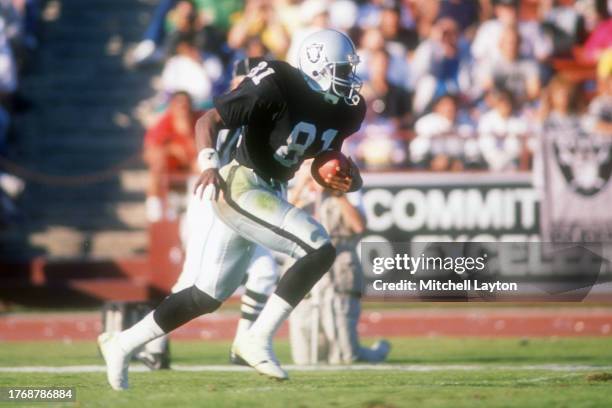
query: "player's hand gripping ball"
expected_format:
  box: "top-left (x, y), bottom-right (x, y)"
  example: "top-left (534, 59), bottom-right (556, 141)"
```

top-left (311, 150), bottom-right (353, 193)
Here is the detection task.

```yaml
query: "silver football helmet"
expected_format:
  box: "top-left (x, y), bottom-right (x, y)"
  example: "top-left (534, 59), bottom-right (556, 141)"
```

top-left (298, 29), bottom-right (362, 105)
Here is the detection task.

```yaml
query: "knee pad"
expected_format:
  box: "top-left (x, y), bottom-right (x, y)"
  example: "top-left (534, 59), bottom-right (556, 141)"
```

top-left (275, 243), bottom-right (337, 307)
top-left (189, 285), bottom-right (222, 314)
top-left (154, 285), bottom-right (221, 332)
top-left (315, 243), bottom-right (337, 273)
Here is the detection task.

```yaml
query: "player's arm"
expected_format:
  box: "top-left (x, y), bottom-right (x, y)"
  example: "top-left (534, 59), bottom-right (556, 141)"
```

top-left (193, 109), bottom-right (226, 200)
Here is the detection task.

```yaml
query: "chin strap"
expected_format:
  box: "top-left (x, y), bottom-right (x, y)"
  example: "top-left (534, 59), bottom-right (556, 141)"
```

top-left (345, 94), bottom-right (360, 106)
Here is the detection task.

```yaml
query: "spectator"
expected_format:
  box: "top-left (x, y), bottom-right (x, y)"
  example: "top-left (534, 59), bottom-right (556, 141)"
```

top-left (404, 0), bottom-right (440, 39)
top-left (411, 17), bottom-right (472, 113)
top-left (410, 94), bottom-right (480, 171)
top-left (165, 0), bottom-right (220, 56)
top-left (362, 48), bottom-right (412, 127)
top-left (436, 0), bottom-right (482, 33)
top-left (471, 0), bottom-right (550, 65)
top-left (541, 0), bottom-right (586, 57)
top-left (227, 0), bottom-right (290, 59)
top-left (357, 0), bottom-right (393, 29)
top-left (539, 74), bottom-right (584, 129)
top-left (161, 39), bottom-right (214, 108)
top-left (329, 0), bottom-right (359, 33)
top-left (378, 2), bottom-right (419, 56)
top-left (131, 0), bottom-right (240, 66)
top-left (143, 92), bottom-right (199, 222)
top-left (352, 123), bottom-right (408, 170)
top-left (480, 25), bottom-right (541, 105)
top-left (288, 169), bottom-right (390, 365)
top-left (579, 3), bottom-right (612, 64)
top-left (274, 0), bottom-right (303, 38)
top-left (478, 88), bottom-right (530, 171)
top-left (241, 35), bottom-right (272, 60)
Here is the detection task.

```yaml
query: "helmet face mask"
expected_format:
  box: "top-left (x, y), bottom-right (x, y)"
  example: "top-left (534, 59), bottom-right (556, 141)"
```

top-left (326, 61), bottom-right (362, 106)
top-left (299, 29), bottom-right (362, 106)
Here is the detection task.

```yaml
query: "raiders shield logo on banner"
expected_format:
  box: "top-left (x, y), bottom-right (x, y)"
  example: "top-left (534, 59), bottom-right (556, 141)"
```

top-left (552, 126), bottom-right (612, 196)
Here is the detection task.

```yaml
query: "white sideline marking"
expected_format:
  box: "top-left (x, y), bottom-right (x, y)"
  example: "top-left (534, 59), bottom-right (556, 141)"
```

top-left (0, 364), bottom-right (611, 374)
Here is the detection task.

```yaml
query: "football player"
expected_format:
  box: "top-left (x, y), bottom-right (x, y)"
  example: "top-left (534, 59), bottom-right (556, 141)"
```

top-left (140, 58), bottom-right (282, 368)
top-left (99, 29), bottom-right (365, 389)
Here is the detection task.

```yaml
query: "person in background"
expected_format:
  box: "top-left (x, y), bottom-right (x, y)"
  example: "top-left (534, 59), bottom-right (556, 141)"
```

top-left (478, 88), bottom-right (530, 171)
top-left (161, 39), bottom-right (215, 109)
top-left (436, 0), bottom-right (482, 34)
top-left (163, 0), bottom-right (221, 57)
top-left (329, 0), bottom-right (359, 34)
top-left (411, 17), bottom-right (472, 113)
top-left (532, 73), bottom-right (586, 190)
top-left (579, 0), bottom-right (612, 64)
top-left (410, 94), bottom-right (480, 171)
top-left (471, 0), bottom-right (550, 66)
top-left (288, 167), bottom-right (391, 365)
top-left (362, 48), bottom-right (412, 128)
top-left (227, 0), bottom-right (290, 59)
top-left (539, 74), bottom-right (584, 129)
top-left (378, 1), bottom-right (419, 56)
top-left (354, 47), bottom-right (411, 170)
top-left (131, 0), bottom-right (240, 66)
top-left (143, 92), bottom-right (199, 222)
top-left (541, 0), bottom-right (586, 57)
top-left (480, 25), bottom-right (541, 106)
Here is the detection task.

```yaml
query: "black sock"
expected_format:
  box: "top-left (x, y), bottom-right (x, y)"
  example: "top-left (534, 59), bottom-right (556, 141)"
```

top-left (275, 243), bottom-right (336, 307)
top-left (153, 286), bottom-right (221, 332)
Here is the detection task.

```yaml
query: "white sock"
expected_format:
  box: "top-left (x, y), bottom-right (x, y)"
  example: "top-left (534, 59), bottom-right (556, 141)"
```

top-left (144, 334), bottom-right (168, 354)
top-left (234, 318), bottom-right (253, 344)
top-left (248, 294), bottom-right (293, 341)
top-left (117, 312), bottom-right (165, 354)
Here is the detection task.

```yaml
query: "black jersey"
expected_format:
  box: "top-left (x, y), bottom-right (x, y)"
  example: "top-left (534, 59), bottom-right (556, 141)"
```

top-left (213, 60), bottom-right (366, 182)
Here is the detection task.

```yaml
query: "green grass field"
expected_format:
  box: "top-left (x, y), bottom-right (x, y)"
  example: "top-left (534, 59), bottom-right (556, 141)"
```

top-left (1, 338), bottom-right (611, 407)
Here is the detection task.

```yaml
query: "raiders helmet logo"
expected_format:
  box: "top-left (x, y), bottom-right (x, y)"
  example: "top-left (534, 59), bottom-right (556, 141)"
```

top-left (552, 123), bottom-right (612, 196)
top-left (306, 43), bottom-right (324, 63)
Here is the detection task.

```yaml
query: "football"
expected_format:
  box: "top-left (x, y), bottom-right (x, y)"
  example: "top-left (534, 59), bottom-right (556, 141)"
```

top-left (311, 150), bottom-right (351, 187)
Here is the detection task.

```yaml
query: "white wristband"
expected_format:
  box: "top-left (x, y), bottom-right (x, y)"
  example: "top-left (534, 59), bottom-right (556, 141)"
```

top-left (197, 148), bottom-right (220, 172)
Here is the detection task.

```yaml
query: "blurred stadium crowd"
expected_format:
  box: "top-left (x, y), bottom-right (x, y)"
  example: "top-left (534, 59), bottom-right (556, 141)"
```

top-left (137, 0), bottom-right (612, 180)
top-left (0, 0), bottom-right (37, 225)
top-left (1, 0), bottom-right (611, 224)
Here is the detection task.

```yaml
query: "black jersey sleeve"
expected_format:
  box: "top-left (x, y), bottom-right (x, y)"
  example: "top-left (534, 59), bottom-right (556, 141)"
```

top-left (213, 65), bottom-right (284, 128)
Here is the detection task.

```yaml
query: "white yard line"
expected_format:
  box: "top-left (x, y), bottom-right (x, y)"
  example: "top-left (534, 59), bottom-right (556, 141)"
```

top-left (0, 364), bottom-right (610, 374)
